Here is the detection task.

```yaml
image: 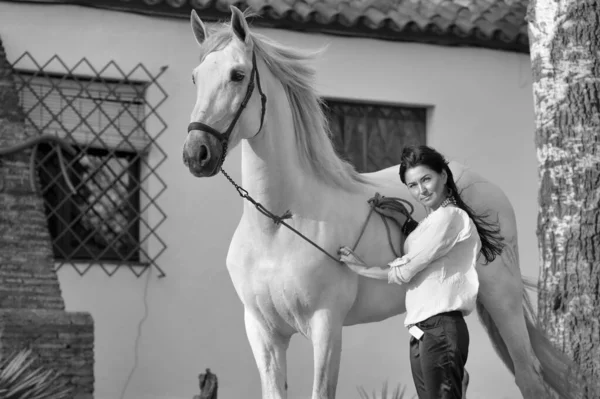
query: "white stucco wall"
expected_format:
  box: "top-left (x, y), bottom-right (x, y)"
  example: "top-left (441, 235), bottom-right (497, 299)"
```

top-left (0, 3), bottom-right (537, 399)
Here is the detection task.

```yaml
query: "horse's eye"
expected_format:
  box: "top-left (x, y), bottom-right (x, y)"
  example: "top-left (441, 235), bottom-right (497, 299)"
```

top-left (230, 70), bottom-right (245, 82)
top-left (192, 74), bottom-right (195, 85)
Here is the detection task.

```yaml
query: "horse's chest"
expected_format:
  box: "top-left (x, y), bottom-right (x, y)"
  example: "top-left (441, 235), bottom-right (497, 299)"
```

top-left (226, 230), bottom-right (335, 329)
top-left (229, 250), bottom-right (311, 307)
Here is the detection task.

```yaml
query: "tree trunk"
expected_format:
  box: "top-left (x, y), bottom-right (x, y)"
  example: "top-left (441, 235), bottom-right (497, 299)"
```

top-left (527, 0), bottom-right (600, 396)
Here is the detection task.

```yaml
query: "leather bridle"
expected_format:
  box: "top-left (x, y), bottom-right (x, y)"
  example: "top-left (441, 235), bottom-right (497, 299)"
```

top-left (187, 51), bottom-right (267, 175)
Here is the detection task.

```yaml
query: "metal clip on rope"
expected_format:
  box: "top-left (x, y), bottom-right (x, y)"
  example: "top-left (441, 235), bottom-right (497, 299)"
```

top-left (222, 167), bottom-right (292, 226)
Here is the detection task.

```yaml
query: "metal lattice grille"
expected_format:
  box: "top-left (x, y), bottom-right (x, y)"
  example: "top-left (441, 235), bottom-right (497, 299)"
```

top-left (38, 146), bottom-right (142, 263)
top-left (323, 100), bottom-right (427, 173)
top-left (11, 54), bottom-right (168, 277)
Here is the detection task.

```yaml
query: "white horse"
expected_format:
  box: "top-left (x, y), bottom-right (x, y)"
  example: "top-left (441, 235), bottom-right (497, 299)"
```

top-left (182, 7), bottom-right (583, 399)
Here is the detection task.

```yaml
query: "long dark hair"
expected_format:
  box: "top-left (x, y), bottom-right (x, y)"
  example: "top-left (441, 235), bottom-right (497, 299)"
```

top-left (399, 145), bottom-right (504, 264)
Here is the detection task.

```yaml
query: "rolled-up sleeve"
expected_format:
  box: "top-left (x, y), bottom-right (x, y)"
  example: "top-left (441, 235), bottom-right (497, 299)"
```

top-left (386, 208), bottom-right (470, 284)
top-left (387, 257), bottom-right (410, 284)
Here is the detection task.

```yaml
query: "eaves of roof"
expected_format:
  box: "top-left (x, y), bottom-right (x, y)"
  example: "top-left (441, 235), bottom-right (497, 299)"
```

top-left (4, 0), bottom-right (531, 53)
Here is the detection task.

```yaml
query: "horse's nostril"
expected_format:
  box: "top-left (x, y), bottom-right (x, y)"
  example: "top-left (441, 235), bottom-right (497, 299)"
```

top-left (198, 144), bottom-right (209, 164)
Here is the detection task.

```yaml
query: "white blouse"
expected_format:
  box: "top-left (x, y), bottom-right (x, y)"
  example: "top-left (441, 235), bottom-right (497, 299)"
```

top-left (387, 206), bottom-right (481, 326)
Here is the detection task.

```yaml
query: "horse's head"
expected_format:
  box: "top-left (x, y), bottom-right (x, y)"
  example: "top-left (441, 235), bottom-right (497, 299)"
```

top-left (183, 7), bottom-right (267, 177)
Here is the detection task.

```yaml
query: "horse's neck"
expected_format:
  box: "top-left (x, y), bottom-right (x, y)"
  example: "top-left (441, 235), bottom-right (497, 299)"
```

top-left (236, 84), bottom-right (412, 266)
top-left (240, 126), bottom-right (329, 223)
top-left (240, 96), bottom-right (351, 230)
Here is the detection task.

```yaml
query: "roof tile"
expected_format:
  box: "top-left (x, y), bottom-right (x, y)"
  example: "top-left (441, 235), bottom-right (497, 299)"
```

top-left (337, 4), bottom-right (363, 27)
top-left (8, 0), bottom-right (530, 53)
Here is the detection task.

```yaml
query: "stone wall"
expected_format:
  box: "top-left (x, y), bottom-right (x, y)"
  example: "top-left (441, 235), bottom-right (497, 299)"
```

top-left (0, 36), bottom-right (95, 398)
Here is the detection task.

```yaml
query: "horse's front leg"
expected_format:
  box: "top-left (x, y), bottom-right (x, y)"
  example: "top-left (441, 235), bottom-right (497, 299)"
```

top-left (244, 310), bottom-right (292, 399)
top-left (309, 310), bottom-right (344, 399)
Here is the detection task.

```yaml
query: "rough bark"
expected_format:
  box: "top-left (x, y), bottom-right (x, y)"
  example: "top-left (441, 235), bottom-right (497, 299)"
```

top-left (527, 0), bottom-right (600, 394)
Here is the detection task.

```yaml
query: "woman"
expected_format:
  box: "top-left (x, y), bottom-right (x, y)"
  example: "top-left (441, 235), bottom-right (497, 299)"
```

top-left (339, 145), bottom-right (504, 399)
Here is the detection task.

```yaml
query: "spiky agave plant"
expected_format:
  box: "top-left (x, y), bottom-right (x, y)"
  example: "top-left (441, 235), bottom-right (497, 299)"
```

top-left (0, 348), bottom-right (73, 399)
top-left (357, 381), bottom-right (415, 399)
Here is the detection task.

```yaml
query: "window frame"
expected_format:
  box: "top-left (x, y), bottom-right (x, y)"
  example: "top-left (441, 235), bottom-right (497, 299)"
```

top-left (15, 71), bottom-right (148, 264)
top-left (37, 144), bottom-right (143, 263)
top-left (322, 97), bottom-right (428, 173)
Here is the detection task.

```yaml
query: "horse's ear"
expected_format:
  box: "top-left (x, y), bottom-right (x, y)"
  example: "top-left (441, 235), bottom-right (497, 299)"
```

top-left (190, 9), bottom-right (208, 45)
top-left (230, 6), bottom-right (251, 44)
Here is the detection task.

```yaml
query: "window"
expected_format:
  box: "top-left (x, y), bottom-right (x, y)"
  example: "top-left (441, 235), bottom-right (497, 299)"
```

top-left (37, 144), bottom-right (141, 262)
top-left (11, 54), bottom-right (168, 277)
top-left (15, 73), bottom-right (148, 264)
top-left (323, 99), bottom-right (427, 173)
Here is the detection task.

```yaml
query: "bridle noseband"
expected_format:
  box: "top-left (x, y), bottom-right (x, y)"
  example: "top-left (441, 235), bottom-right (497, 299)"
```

top-left (187, 52), bottom-right (267, 175)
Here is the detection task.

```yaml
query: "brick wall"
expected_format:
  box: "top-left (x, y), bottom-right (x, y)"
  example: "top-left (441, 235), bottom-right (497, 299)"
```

top-left (0, 310), bottom-right (95, 397)
top-left (0, 36), bottom-right (95, 398)
top-left (0, 36), bottom-right (65, 311)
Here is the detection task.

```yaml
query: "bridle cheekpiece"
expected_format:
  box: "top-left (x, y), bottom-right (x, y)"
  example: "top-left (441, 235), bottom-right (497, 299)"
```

top-left (187, 51), bottom-right (267, 175)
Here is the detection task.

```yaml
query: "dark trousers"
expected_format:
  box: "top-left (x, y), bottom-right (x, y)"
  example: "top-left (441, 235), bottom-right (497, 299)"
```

top-left (409, 311), bottom-right (469, 399)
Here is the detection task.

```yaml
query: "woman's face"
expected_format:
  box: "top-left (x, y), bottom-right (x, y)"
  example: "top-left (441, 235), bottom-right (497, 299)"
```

top-left (404, 165), bottom-right (448, 211)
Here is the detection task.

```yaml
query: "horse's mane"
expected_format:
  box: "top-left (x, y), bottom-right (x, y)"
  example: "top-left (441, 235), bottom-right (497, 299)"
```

top-left (199, 19), bottom-right (370, 191)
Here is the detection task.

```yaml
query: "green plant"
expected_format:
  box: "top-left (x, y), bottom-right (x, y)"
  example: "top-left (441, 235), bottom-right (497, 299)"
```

top-left (357, 381), bottom-right (415, 399)
top-left (0, 348), bottom-right (73, 399)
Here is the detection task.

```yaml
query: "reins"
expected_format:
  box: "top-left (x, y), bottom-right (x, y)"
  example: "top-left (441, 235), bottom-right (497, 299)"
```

top-left (188, 49), bottom-right (415, 264)
top-left (220, 167), bottom-right (415, 264)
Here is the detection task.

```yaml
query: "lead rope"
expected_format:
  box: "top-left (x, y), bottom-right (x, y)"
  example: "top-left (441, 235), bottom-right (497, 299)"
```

top-left (220, 168), bottom-right (414, 264)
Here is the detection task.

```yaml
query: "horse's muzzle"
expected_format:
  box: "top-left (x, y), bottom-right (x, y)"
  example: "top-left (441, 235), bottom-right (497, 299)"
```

top-left (182, 130), bottom-right (221, 177)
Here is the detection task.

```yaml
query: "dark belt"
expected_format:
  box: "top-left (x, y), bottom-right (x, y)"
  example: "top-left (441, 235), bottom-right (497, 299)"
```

top-left (407, 310), bottom-right (464, 330)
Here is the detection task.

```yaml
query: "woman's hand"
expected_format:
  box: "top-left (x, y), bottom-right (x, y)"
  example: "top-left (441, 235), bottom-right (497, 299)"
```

top-left (339, 246), bottom-right (392, 281)
top-left (338, 246), bottom-right (369, 273)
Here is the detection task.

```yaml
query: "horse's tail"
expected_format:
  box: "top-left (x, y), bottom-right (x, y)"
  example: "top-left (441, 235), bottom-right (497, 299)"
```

top-left (475, 297), bottom-right (514, 374)
top-left (476, 278), bottom-right (593, 399)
